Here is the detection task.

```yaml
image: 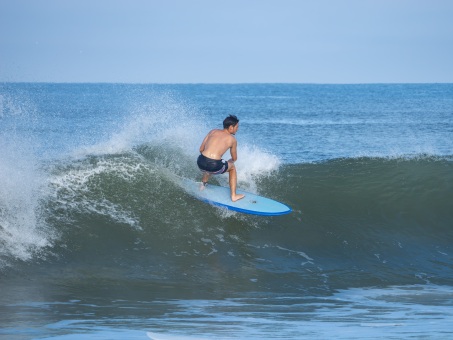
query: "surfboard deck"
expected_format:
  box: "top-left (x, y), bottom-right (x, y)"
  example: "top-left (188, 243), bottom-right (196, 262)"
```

top-left (180, 178), bottom-right (291, 216)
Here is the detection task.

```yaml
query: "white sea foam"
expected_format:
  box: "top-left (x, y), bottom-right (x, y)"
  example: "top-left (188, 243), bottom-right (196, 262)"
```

top-left (0, 136), bottom-right (53, 267)
top-left (48, 157), bottom-right (143, 229)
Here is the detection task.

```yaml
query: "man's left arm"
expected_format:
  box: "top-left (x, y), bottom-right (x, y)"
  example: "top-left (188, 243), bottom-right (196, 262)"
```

top-left (229, 138), bottom-right (238, 162)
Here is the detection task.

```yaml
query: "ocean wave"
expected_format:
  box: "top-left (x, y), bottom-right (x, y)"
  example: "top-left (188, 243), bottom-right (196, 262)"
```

top-left (2, 152), bottom-right (452, 291)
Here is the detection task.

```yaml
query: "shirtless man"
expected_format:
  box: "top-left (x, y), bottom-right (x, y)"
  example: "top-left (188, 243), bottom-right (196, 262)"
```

top-left (197, 115), bottom-right (245, 202)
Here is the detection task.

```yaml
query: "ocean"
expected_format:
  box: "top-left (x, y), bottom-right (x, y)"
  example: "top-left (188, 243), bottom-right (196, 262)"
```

top-left (1, 83), bottom-right (452, 339)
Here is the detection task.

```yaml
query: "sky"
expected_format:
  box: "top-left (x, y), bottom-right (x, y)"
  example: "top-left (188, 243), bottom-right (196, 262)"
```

top-left (1, 0), bottom-right (452, 83)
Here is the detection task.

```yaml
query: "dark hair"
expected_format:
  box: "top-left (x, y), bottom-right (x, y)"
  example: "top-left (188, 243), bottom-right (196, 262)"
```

top-left (223, 115), bottom-right (239, 129)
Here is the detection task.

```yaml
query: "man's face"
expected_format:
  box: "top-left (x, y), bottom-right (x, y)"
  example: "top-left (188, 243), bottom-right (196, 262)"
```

top-left (231, 123), bottom-right (239, 135)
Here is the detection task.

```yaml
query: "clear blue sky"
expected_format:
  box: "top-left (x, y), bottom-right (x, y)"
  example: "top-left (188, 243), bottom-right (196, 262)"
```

top-left (1, 0), bottom-right (452, 83)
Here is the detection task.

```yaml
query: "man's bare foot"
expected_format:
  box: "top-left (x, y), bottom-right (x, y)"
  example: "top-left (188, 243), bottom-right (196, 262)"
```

top-left (200, 181), bottom-right (208, 191)
top-left (231, 194), bottom-right (245, 202)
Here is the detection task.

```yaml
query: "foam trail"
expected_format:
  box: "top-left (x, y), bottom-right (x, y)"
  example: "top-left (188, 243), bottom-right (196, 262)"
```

top-left (48, 156), bottom-right (142, 229)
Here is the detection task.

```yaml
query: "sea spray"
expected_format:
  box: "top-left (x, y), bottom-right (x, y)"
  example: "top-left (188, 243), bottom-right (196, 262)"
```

top-left (0, 90), bottom-right (54, 268)
top-left (69, 91), bottom-right (281, 195)
top-left (0, 135), bottom-right (53, 268)
top-left (71, 92), bottom-right (206, 159)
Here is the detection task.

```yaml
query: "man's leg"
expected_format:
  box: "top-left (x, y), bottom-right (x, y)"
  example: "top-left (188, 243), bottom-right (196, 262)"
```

top-left (200, 172), bottom-right (211, 190)
top-left (227, 162), bottom-right (245, 202)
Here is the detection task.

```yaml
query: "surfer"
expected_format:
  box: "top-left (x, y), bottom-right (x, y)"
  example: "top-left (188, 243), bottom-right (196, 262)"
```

top-left (197, 115), bottom-right (245, 202)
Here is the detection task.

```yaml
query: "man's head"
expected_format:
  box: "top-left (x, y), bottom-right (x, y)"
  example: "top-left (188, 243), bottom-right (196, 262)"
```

top-left (223, 115), bottom-right (239, 129)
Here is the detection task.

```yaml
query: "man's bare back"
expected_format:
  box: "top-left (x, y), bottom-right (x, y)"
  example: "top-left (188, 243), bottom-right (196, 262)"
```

top-left (197, 115), bottom-right (245, 202)
top-left (200, 129), bottom-right (235, 160)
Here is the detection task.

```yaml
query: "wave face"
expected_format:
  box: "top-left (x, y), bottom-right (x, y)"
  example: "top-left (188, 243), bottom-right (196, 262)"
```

top-left (2, 149), bottom-right (452, 295)
top-left (279, 156), bottom-right (453, 290)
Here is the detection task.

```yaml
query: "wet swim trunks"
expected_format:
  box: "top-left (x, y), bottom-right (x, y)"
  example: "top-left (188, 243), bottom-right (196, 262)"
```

top-left (197, 153), bottom-right (228, 174)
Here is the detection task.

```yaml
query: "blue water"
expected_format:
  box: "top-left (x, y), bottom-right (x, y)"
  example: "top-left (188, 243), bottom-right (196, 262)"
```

top-left (1, 83), bottom-right (453, 339)
top-left (3, 83), bottom-right (452, 162)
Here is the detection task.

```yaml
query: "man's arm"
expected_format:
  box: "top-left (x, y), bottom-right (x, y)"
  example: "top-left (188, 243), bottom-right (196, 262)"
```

top-left (229, 138), bottom-right (238, 162)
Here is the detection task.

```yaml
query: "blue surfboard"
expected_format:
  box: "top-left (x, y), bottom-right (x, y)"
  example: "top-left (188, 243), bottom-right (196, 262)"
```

top-left (180, 178), bottom-right (291, 216)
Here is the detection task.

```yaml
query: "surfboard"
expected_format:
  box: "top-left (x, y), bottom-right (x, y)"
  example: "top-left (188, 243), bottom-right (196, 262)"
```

top-left (180, 178), bottom-right (291, 216)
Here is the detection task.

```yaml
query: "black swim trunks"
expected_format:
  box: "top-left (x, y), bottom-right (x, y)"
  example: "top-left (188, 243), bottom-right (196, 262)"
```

top-left (197, 154), bottom-right (228, 174)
